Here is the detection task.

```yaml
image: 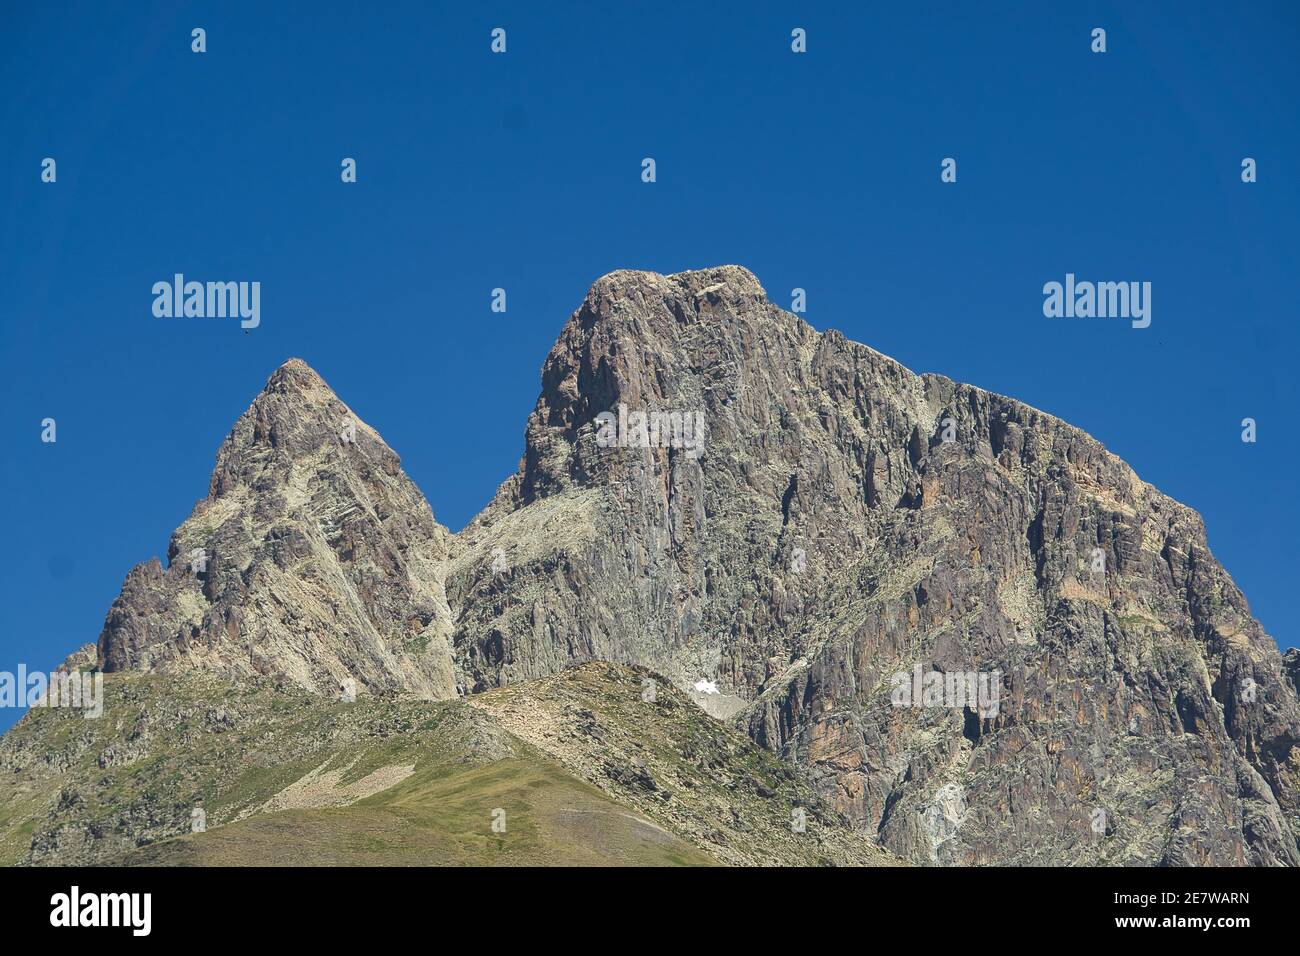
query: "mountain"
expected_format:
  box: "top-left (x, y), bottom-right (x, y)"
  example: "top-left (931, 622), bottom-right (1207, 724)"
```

top-left (96, 358), bottom-right (457, 700)
top-left (451, 266), bottom-right (1300, 865)
top-left (4, 265), bottom-right (1297, 866)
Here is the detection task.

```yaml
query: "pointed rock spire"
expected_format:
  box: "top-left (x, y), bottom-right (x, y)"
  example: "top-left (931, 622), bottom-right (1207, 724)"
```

top-left (98, 359), bottom-right (457, 701)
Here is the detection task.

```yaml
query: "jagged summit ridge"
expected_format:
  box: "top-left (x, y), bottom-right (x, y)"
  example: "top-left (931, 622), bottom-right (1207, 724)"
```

top-left (583, 264), bottom-right (769, 307)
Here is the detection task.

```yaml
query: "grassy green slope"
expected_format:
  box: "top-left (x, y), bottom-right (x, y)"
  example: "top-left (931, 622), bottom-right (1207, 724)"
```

top-left (122, 754), bottom-right (710, 866)
top-left (0, 671), bottom-right (709, 866)
top-left (1, 664), bottom-right (897, 867)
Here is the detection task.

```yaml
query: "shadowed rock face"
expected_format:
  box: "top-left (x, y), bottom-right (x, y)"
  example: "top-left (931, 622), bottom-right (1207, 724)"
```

top-left (93, 267), bottom-right (1299, 865)
top-left (97, 359), bottom-right (457, 700)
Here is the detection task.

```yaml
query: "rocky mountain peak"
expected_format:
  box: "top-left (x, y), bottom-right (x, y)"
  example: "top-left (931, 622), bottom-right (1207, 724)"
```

top-left (207, 358), bottom-right (393, 500)
top-left (581, 265), bottom-right (768, 314)
top-left (269, 355), bottom-right (325, 383)
top-left (451, 265), bottom-right (1300, 865)
top-left (99, 358), bottom-right (457, 701)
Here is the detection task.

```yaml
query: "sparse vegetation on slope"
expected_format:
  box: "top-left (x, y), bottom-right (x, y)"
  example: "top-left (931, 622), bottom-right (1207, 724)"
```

top-left (473, 662), bottom-right (897, 866)
top-left (0, 664), bottom-right (892, 866)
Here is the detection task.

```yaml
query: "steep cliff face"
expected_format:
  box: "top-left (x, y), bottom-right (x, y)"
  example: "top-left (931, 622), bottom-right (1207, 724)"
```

top-left (97, 359), bottom-right (457, 700)
top-left (449, 266), bottom-right (815, 696)
top-left (82, 266), bottom-right (1298, 866)
top-left (448, 265), bottom-right (1300, 865)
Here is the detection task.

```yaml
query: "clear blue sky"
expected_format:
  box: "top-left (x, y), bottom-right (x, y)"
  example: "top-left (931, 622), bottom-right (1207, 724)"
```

top-left (2, 1), bottom-right (1296, 732)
